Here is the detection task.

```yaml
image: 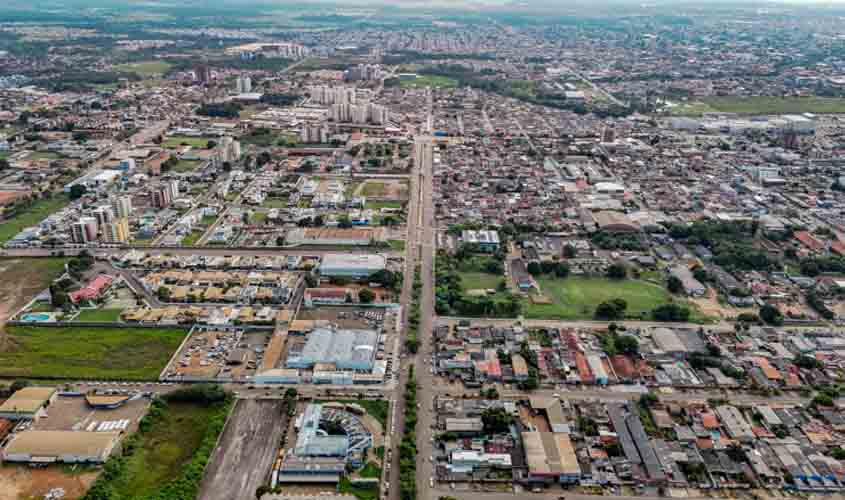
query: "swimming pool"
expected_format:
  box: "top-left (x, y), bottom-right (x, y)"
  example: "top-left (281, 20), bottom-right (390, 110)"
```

top-left (21, 313), bottom-right (51, 322)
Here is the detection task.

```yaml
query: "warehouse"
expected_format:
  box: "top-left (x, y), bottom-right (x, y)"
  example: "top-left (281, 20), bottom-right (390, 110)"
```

top-left (286, 227), bottom-right (384, 246)
top-left (715, 405), bottom-right (755, 442)
top-left (521, 432), bottom-right (581, 483)
top-left (2, 430), bottom-right (120, 463)
top-left (651, 327), bottom-right (688, 358)
top-left (286, 328), bottom-right (378, 371)
top-left (319, 253), bottom-right (386, 278)
top-left (0, 387), bottom-right (57, 421)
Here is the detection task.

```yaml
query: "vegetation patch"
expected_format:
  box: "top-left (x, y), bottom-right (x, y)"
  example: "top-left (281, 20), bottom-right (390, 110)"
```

top-left (525, 277), bottom-right (675, 320)
top-left (0, 194), bottom-right (71, 244)
top-left (73, 308), bottom-right (124, 322)
top-left (0, 326), bottom-right (187, 380)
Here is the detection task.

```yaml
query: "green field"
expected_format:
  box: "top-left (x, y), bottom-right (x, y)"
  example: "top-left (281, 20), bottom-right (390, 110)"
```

top-left (115, 61), bottom-right (172, 77)
top-left (400, 75), bottom-right (459, 89)
top-left (109, 401), bottom-right (221, 497)
top-left (180, 230), bottom-right (203, 246)
top-left (387, 240), bottom-right (406, 252)
top-left (169, 160), bottom-right (202, 173)
top-left (261, 197), bottom-right (289, 209)
top-left (670, 96), bottom-right (845, 116)
top-left (365, 200), bottom-right (403, 210)
top-left (359, 462), bottom-right (382, 478)
top-left (360, 181), bottom-right (388, 197)
top-left (73, 308), bottom-right (124, 322)
top-left (525, 277), bottom-right (676, 320)
top-left (26, 151), bottom-right (61, 161)
top-left (460, 272), bottom-right (501, 291)
top-left (164, 136), bottom-right (212, 149)
top-left (0, 326), bottom-right (187, 380)
top-left (0, 194), bottom-right (71, 244)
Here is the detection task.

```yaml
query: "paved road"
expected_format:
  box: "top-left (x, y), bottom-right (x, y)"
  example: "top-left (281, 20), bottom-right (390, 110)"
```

top-left (197, 399), bottom-right (288, 500)
top-left (436, 317), bottom-right (734, 331)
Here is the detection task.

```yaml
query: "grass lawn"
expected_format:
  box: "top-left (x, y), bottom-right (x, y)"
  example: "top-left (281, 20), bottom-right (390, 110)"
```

top-left (666, 101), bottom-right (718, 116)
top-left (339, 476), bottom-right (379, 500)
top-left (115, 60), bottom-right (172, 77)
top-left (360, 181), bottom-right (388, 197)
top-left (26, 151), bottom-right (61, 161)
top-left (251, 212), bottom-right (268, 224)
top-left (169, 160), bottom-right (201, 173)
top-left (320, 399), bottom-right (388, 428)
top-left (200, 215), bottom-right (218, 226)
top-left (387, 240), bottom-right (405, 252)
top-left (460, 272), bottom-right (501, 291)
top-left (114, 402), bottom-right (219, 497)
top-left (525, 277), bottom-right (676, 320)
top-left (365, 200), bottom-right (403, 210)
top-left (261, 197), bottom-right (289, 209)
top-left (180, 230), bottom-right (203, 246)
top-left (0, 194), bottom-right (71, 244)
top-left (163, 136), bottom-right (212, 149)
top-left (400, 75), bottom-right (458, 89)
top-left (73, 308), bottom-right (124, 322)
top-left (0, 326), bottom-right (187, 380)
top-left (692, 96), bottom-right (845, 115)
top-left (359, 462), bottom-right (382, 478)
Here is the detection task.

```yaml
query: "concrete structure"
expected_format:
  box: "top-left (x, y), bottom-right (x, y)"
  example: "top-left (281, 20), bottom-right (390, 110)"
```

top-left (103, 218), bottom-right (130, 244)
top-left (286, 328), bottom-right (378, 371)
top-left (715, 405), bottom-right (755, 442)
top-left (0, 387), bottom-right (57, 421)
top-left (522, 432), bottom-right (581, 483)
top-left (2, 430), bottom-right (120, 463)
top-left (460, 230), bottom-right (501, 251)
top-left (319, 253), bottom-right (386, 278)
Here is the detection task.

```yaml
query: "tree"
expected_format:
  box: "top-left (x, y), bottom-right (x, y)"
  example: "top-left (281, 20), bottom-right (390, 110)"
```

top-left (652, 303), bottom-right (690, 322)
top-left (813, 394), bottom-right (834, 408)
top-left (616, 335), bottom-right (639, 355)
top-left (527, 261), bottom-right (542, 275)
top-left (338, 215), bottom-right (353, 229)
top-left (0, 158), bottom-right (9, 171)
top-left (667, 275), bottom-right (684, 294)
top-left (595, 299), bottom-right (627, 320)
top-left (554, 263), bottom-right (570, 278)
top-left (256, 485), bottom-right (271, 499)
top-left (831, 448), bottom-right (845, 460)
top-left (359, 288), bottom-right (375, 304)
top-left (69, 184), bottom-right (87, 200)
top-left (563, 244), bottom-right (577, 258)
top-left (692, 266), bottom-right (709, 283)
top-left (481, 409), bottom-right (513, 433)
top-left (639, 392), bottom-right (659, 408)
top-left (9, 380), bottom-right (30, 393)
top-left (759, 303), bottom-right (784, 326)
top-left (794, 355), bottom-right (824, 370)
top-left (276, 235), bottom-right (286, 247)
top-left (606, 262), bottom-right (627, 279)
top-left (485, 259), bottom-right (503, 275)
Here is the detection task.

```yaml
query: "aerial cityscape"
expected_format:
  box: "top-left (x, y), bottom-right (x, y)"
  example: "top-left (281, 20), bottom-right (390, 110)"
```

top-left (3, 1), bottom-right (845, 499)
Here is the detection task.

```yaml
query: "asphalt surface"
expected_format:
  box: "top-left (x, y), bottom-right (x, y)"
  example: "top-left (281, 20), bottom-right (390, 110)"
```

top-left (197, 399), bottom-right (288, 500)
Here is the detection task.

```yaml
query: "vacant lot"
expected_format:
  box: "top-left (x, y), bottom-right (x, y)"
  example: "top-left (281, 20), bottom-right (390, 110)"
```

top-left (115, 402), bottom-right (219, 497)
top-left (687, 96), bottom-right (845, 115)
top-left (0, 465), bottom-right (99, 500)
top-left (525, 277), bottom-right (674, 320)
top-left (115, 60), bottom-right (172, 76)
top-left (460, 272), bottom-right (501, 291)
top-left (0, 195), bottom-right (70, 244)
top-left (400, 75), bottom-right (458, 89)
top-left (169, 159), bottom-right (202, 173)
top-left (198, 399), bottom-right (287, 500)
top-left (0, 326), bottom-right (187, 380)
top-left (0, 258), bottom-right (67, 330)
top-left (164, 136), bottom-right (212, 149)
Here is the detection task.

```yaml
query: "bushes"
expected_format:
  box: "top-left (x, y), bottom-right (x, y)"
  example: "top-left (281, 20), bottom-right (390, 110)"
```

top-left (651, 303), bottom-right (690, 322)
top-left (82, 387), bottom-right (233, 500)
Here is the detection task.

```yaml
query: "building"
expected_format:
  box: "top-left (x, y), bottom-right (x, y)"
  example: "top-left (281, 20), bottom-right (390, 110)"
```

top-left (195, 64), bottom-right (212, 83)
top-left (236, 75), bottom-right (252, 94)
top-left (460, 230), bottom-right (501, 252)
top-left (319, 254), bottom-right (386, 278)
top-left (651, 327), bottom-right (689, 358)
top-left (112, 196), bottom-right (132, 219)
top-left (593, 211), bottom-right (639, 232)
top-left (118, 158), bottom-right (136, 172)
top-left (93, 206), bottom-right (114, 227)
top-left (715, 405), bottom-right (755, 442)
top-left (522, 432), bottom-right (581, 483)
top-left (286, 227), bottom-right (384, 247)
top-left (304, 288), bottom-right (349, 307)
top-left (103, 218), bottom-right (130, 244)
top-left (0, 387), bottom-right (57, 421)
top-left (69, 274), bottom-right (115, 304)
top-left (669, 266), bottom-right (706, 296)
top-left (2, 430), bottom-right (120, 464)
top-left (152, 186), bottom-right (171, 208)
top-left (286, 328), bottom-right (378, 371)
top-left (71, 217), bottom-right (98, 244)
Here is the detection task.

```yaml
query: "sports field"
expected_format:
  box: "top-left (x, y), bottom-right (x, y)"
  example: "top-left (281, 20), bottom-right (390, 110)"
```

top-left (525, 277), bottom-right (674, 320)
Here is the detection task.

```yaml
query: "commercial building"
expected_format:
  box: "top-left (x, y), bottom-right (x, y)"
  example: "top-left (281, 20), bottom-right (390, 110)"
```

top-left (236, 75), bottom-right (252, 94)
top-left (715, 405), bottom-right (755, 442)
top-left (319, 253), bottom-right (386, 278)
top-left (522, 432), bottom-right (581, 483)
top-left (460, 230), bottom-right (500, 252)
top-left (0, 387), bottom-right (57, 421)
top-left (669, 266), bottom-right (707, 296)
top-left (2, 430), bottom-right (120, 463)
top-left (286, 227), bottom-right (384, 246)
top-left (286, 328), bottom-right (378, 371)
top-left (651, 327), bottom-right (689, 358)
